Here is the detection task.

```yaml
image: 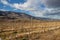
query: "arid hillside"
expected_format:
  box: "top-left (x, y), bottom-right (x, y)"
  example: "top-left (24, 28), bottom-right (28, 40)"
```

top-left (0, 11), bottom-right (60, 40)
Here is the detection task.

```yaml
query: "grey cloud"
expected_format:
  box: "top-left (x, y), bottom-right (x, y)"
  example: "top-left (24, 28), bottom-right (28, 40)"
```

top-left (42, 0), bottom-right (60, 8)
top-left (45, 12), bottom-right (60, 16)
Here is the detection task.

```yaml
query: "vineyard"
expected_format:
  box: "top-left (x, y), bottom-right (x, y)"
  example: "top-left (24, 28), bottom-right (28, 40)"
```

top-left (0, 20), bottom-right (60, 40)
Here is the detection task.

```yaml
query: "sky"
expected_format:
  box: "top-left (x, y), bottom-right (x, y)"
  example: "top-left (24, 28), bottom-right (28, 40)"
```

top-left (0, 0), bottom-right (60, 19)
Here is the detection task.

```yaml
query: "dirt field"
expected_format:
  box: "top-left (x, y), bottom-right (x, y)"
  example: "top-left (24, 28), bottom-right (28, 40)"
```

top-left (0, 20), bottom-right (60, 40)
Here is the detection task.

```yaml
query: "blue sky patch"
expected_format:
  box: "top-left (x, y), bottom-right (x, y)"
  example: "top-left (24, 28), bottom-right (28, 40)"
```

top-left (7, 0), bottom-right (27, 4)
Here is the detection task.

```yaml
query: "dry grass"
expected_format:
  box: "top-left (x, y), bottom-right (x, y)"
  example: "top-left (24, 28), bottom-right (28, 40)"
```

top-left (0, 19), bottom-right (60, 40)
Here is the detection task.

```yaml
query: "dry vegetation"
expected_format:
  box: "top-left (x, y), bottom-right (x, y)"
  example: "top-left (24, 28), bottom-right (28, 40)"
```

top-left (0, 19), bottom-right (60, 40)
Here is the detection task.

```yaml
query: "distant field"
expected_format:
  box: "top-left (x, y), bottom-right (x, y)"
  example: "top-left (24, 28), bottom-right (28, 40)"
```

top-left (0, 20), bottom-right (60, 40)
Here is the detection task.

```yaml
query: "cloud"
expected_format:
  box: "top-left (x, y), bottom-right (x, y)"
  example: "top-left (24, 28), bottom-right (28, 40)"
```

top-left (1, 0), bottom-right (9, 5)
top-left (42, 8), bottom-right (60, 19)
top-left (41, 0), bottom-right (60, 19)
top-left (42, 0), bottom-right (60, 8)
top-left (1, 0), bottom-right (41, 10)
top-left (11, 0), bottom-right (42, 10)
top-left (0, 9), bottom-right (8, 11)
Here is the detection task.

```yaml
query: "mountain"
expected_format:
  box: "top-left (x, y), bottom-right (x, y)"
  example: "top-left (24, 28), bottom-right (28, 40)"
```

top-left (0, 11), bottom-right (59, 21)
top-left (0, 11), bottom-right (32, 19)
